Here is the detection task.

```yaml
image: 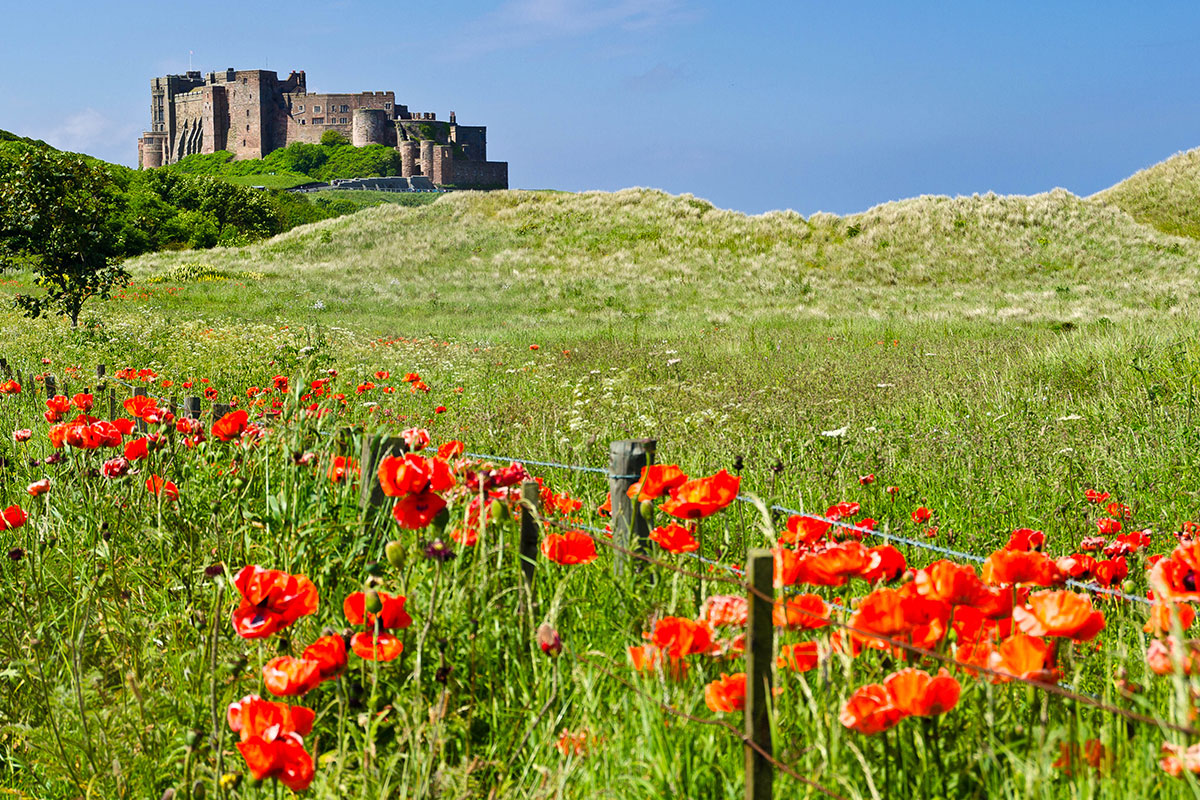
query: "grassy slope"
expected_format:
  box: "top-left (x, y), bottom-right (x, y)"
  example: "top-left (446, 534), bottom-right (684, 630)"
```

top-left (125, 187), bottom-right (1200, 340)
top-left (1093, 146), bottom-right (1200, 239)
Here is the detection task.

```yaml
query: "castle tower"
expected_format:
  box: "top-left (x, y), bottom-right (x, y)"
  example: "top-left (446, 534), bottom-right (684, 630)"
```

top-left (138, 132), bottom-right (167, 169)
top-left (352, 108), bottom-right (389, 147)
top-left (419, 140), bottom-right (434, 178)
top-left (398, 141), bottom-right (419, 177)
top-left (432, 145), bottom-right (453, 185)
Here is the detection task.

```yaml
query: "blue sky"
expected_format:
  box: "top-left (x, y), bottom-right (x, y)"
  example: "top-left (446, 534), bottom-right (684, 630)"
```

top-left (3, 1), bottom-right (1200, 214)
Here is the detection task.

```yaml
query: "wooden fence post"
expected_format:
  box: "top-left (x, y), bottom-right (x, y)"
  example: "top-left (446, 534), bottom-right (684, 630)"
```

top-left (0, 358), bottom-right (9, 378)
top-left (358, 435), bottom-right (407, 510)
top-left (95, 364), bottom-right (106, 381)
top-left (608, 439), bottom-right (655, 577)
top-left (44, 375), bottom-right (56, 398)
top-left (744, 549), bottom-right (775, 800)
top-left (134, 387), bottom-right (149, 433)
top-left (518, 479), bottom-right (541, 616)
top-left (212, 403), bottom-right (230, 421)
top-left (184, 397), bottom-right (202, 420)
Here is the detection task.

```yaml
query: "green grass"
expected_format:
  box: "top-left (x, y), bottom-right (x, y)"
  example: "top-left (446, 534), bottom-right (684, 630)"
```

top-left (221, 172), bottom-right (314, 190)
top-left (2, 183), bottom-right (1200, 799)
top-left (1094, 146), bottom-right (1200, 239)
top-left (308, 189), bottom-right (443, 209)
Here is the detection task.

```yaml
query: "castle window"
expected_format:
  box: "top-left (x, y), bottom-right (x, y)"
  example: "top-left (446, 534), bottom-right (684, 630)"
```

top-left (340, 118), bottom-right (348, 124)
top-left (297, 104), bottom-right (304, 112)
top-left (313, 105), bottom-right (321, 112)
top-left (312, 117), bottom-right (324, 124)
top-left (299, 119), bottom-right (306, 125)
top-left (385, 102), bottom-right (392, 109)
top-left (340, 104), bottom-right (349, 113)
top-left (246, 124), bottom-right (250, 131)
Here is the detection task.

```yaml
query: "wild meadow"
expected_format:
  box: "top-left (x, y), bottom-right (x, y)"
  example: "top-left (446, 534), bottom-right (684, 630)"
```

top-left (2, 183), bottom-right (1200, 799)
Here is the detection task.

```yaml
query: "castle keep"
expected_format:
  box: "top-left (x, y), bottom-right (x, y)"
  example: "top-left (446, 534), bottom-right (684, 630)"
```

top-left (136, 68), bottom-right (507, 189)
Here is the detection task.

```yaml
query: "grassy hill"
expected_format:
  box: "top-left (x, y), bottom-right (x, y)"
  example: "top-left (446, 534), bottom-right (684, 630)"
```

top-left (123, 186), bottom-right (1200, 339)
top-left (1092, 146), bottom-right (1200, 239)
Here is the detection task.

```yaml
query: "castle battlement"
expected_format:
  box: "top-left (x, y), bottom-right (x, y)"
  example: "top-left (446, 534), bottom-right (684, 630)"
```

top-left (136, 68), bottom-right (507, 190)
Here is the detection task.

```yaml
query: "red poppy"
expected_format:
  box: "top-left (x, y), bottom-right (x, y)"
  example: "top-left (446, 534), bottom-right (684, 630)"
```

top-left (1013, 590), bottom-right (1105, 641)
top-left (344, 591), bottom-right (413, 630)
top-left (840, 684), bottom-right (904, 735)
top-left (227, 694), bottom-right (314, 741)
top-left (437, 440), bottom-right (465, 459)
top-left (1, 505), bottom-right (27, 530)
top-left (328, 456), bottom-right (359, 484)
top-left (378, 453), bottom-right (454, 497)
top-left (987, 633), bottom-right (1059, 683)
top-left (704, 673), bottom-right (746, 712)
top-left (541, 531), bottom-right (599, 565)
top-left (1145, 603), bottom-right (1196, 637)
top-left (651, 617), bottom-right (713, 658)
top-left (981, 549), bottom-right (1066, 587)
top-left (773, 547), bottom-right (804, 587)
top-left (1149, 542), bottom-right (1200, 603)
top-left (393, 490), bottom-right (448, 529)
top-left (911, 507), bottom-right (932, 524)
top-left (1146, 637), bottom-right (1200, 676)
top-left (1005, 528), bottom-right (1046, 551)
top-left (1056, 553), bottom-right (1097, 580)
top-left (1085, 489), bottom-right (1110, 504)
top-left (112, 418), bottom-right (135, 435)
top-left (659, 470), bottom-right (741, 520)
top-left (781, 515), bottom-right (831, 546)
top-left (236, 734), bottom-right (314, 791)
top-left (1053, 738), bottom-right (1110, 776)
top-left (125, 437), bottom-right (149, 461)
top-left (27, 479), bottom-right (50, 496)
top-left (859, 474), bottom-right (875, 485)
top-left (913, 560), bottom-right (989, 606)
top-left (211, 409), bottom-right (249, 442)
top-left (772, 594), bottom-right (829, 629)
top-left (262, 656), bottom-right (322, 696)
top-left (627, 644), bottom-right (689, 679)
top-left (777, 641), bottom-right (820, 672)
top-left (303, 634), bottom-right (349, 679)
top-left (122, 395), bottom-right (159, 421)
top-left (1096, 517), bottom-right (1122, 535)
top-left (796, 541), bottom-right (873, 587)
top-left (861, 545), bottom-right (907, 584)
top-left (701, 595), bottom-right (748, 628)
top-left (627, 464), bottom-right (688, 501)
top-left (145, 475), bottom-right (179, 500)
top-left (44, 394), bottom-right (70, 422)
top-left (230, 565), bottom-right (319, 639)
top-left (882, 668), bottom-right (960, 716)
top-left (649, 523), bottom-right (699, 553)
top-left (1092, 557), bottom-right (1128, 587)
top-left (350, 631), bottom-right (404, 661)
top-left (72, 393), bottom-right (94, 412)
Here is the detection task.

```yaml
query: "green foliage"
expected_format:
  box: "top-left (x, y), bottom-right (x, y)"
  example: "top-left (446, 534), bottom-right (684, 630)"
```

top-left (170, 141), bottom-right (403, 183)
top-left (320, 128), bottom-right (351, 147)
top-left (1094, 146), bottom-right (1200, 239)
top-left (0, 144), bottom-right (129, 326)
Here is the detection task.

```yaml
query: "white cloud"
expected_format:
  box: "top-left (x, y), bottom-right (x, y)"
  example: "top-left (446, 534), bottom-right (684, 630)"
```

top-left (451, 0), bottom-right (689, 56)
top-left (35, 109), bottom-right (140, 162)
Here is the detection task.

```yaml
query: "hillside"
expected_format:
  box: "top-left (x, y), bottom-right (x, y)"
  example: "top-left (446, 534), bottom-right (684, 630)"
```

top-left (126, 186), bottom-right (1200, 338)
top-left (1092, 146), bottom-right (1200, 239)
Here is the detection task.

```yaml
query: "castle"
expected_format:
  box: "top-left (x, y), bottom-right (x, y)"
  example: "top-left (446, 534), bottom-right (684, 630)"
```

top-left (136, 68), bottom-right (507, 189)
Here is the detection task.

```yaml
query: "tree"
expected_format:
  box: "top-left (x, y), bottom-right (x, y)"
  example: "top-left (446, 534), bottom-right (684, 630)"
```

top-left (0, 146), bottom-right (129, 327)
top-left (320, 129), bottom-right (351, 147)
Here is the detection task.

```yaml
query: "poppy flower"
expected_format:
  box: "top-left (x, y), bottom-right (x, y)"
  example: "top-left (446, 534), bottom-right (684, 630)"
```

top-left (401, 427), bottom-right (431, 451)
top-left (101, 457), bottom-right (131, 478)
top-left (350, 631), bottom-right (404, 661)
top-left (1096, 518), bottom-right (1122, 535)
top-left (627, 464), bottom-right (688, 501)
top-left (913, 560), bottom-right (988, 607)
top-left (649, 523), bottom-right (699, 553)
top-left (227, 694), bottom-right (315, 741)
top-left (987, 633), bottom-right (1059, 683)
top-left (704, 673), bottom-right (746, 712)
top-left (145, 475), bottom-right (179, 500)
top-left (659, 470), bottom-right (741, 520)
top-left (1054, 739), bottom-right (1110, 776)
top-left (1091, 557), bottom-right (1128, 587)
top-left (651, 617), bottom-right (713, 658)
top-left (882, 668), bottom-right (960, 716)
top-left (1159, 742), bottom-right (1200, 778)
top-left (781, 515), bottom-right (831, 547)
top-left (262, 656), bottom-right (323, 696)
top-left (379, 453), bottom-right (455, 497)
top-left (537, 623), bottom-right (563, 656)
top-left (773, 547), bottom-right (804, 587)
top-left (392, 490), bottom-right (448, 529)
top-left (0, 380), bottom-right (20, 395)
top-left (982, 549), bottom-right (1065, 587)
top-left (1105, 531), bottom-right (1151, 557)
top-left (859, 474), bottom-right (875, 485)
top-left (12, 429), bottom-right (32, 443)
top-left (772, 594), bottom-right (829, 629)
top-left (328, 456), bottom-right (359, 484)
top-left (849, 587), bottom-right (910, 642)
top-left (796, 541), bottom-right (873, 587)
top-left (302, 634), bottom-right (348, 680)
top-left (230, 565), bottom-right (318, 639)
top-left (839, 684), bottom-right (904, 735)
top-left (1085, 489), bottom-right (1110, 504)
top-left (1145, 602), bottom-right (1196, 637)
top-left (1005, 528), bottom-right (1046, 552)
top-left (344, 591), bottom-right (413, 630)
top-left (72, 393), bottom-right (93, 412)
top-left (1013, 590), bottom-right (1106, 641)
top-left (125, 437), bottom-right (149, 461)
top-left (211, 409), bottom-right (249, 442)
top-left (236, 734), bottom-right (314, 791)
top-left (27, 479), bottom-right (50, 496)
top-left (541, 531), bottom-right (598, 565)
top-left (0, 505), bottom-right (26, 530)
top-left (1149, 542), bottom-right (1200, 603)
top-left (597, 493), bottom-right (612, 517)
top-left (1146, 637), bottom-right (1200, 676)
top-left (861, 545), bottom-right (907, 584)
top-left (437, 440), bottom-right (464, 459)
top-left (777, 641), bottom-right (820, 672)
top-left (911, 507), bottom-right (932, 524)
top-left (112, 418), bottom-right (135, 435)
top-left (1056, 553), bottom-right (1097, 580)
top-left (702, 595), bottom-right (748, 628)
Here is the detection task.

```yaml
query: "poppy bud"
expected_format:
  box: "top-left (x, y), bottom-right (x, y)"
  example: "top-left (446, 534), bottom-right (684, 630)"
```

top-left (537, 623), bottom-right (562, 656)
top-left (1121, 579), bottom-right (1135, 594)
top-left (385, 540), bottom-right (404, 568)
top-left (364, 589), bottom-right (383, 614)
top-left (231, 477), bottom-right (246, 490)
top-left (185, 729), bottom-right (199, 751)
top-left (490, 499), bottom-right (509, 523)
top-left (639, 500), bottom-right (654, 521)
top-left (432, 506), bottom-right (450, 532)
top-left (191, 782), bottom-right (206, 800)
